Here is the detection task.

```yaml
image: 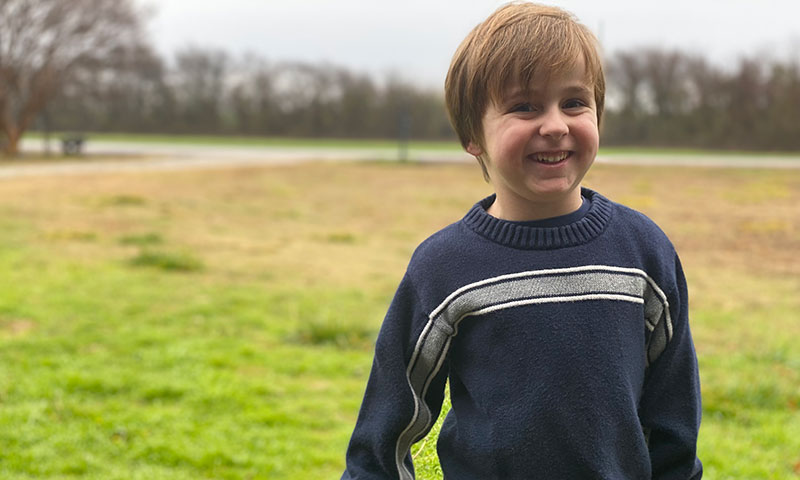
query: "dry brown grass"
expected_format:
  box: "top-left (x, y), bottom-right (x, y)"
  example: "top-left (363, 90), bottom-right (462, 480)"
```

top-left (586, 165), bottom-right (800, 275)
top-left (3, 161), bottom-right (796, 254)
top-left (1, 160), bottom-right (797, 326)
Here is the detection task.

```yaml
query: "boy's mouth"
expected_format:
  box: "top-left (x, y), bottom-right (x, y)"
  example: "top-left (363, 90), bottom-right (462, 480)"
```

top-left (529, 151), bottom-right (570, 164)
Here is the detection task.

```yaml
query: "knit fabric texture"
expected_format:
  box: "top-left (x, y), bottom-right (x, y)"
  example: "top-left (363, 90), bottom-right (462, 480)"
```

top-left (342, 188), bottom-right (702, 480)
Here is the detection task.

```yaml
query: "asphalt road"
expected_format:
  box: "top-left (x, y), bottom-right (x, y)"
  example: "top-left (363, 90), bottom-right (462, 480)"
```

top-left (3, 138), bottom-right (800, 179)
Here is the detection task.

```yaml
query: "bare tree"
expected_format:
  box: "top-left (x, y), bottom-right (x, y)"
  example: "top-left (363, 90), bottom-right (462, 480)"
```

top-left (607, 51), bottom-right (646, 115)
top-left (640, 49), bottom-right (688, 116)
top-left (226, 54), bottom-right (274, 135)
top-left (171, 47), bottom-right (229, 133)
top-left (763, 61), bottom-right (800, 149)
top-left (0, 0), bottom-right (148, 156)
top-left (682, 55), bottom-right (728, 146)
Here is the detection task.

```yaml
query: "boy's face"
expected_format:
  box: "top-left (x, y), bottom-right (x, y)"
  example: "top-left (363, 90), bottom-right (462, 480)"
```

top-left (467, 58), bottom-right (599, 221)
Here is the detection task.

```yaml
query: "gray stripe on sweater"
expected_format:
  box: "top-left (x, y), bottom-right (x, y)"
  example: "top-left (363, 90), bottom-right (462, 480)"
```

top-left (394, 265), bottom-right (672, 479)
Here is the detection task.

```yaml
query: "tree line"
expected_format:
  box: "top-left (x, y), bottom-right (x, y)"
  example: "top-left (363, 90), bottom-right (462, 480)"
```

top-left (44, 46), bottom-right (800, 152)
top-left (604, 48), bottom-right (800, 151)
top-left (2, 1), bottom-right (799, 156)
top-left (44, 48), bottom-right (454, 141)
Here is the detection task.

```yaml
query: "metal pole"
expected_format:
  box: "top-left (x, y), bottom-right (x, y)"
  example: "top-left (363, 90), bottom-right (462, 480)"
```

top-left (398, 109), bottom-right (411, 162)
top-left (43, 109), bottom-right (52, 157)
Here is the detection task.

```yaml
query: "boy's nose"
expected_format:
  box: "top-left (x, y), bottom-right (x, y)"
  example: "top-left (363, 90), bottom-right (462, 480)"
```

top-left (539, 110), bottom-right (569, 140)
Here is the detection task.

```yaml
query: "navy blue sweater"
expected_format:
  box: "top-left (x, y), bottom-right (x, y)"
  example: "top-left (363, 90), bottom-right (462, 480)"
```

top-left (342, 188), bottom-right (702, 479)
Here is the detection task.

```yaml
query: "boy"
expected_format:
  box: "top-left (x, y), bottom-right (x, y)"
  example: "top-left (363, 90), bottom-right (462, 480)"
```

top-left (342, 3), bottom-right (702, 479)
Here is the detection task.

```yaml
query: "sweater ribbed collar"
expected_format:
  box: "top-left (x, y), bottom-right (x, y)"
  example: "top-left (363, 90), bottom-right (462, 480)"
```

top-left (462, 187), bottom-right (612, 250)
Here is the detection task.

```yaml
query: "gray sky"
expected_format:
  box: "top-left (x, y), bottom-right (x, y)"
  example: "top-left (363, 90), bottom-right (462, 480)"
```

top-left (139, 0), bottom-right (800, 88)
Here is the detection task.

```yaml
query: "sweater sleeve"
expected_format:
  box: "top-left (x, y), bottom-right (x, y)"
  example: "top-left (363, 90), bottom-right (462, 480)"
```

top-left (639, 255), bottom-right (703, 479)
top-left (342, 273), bottom-right (449, 480)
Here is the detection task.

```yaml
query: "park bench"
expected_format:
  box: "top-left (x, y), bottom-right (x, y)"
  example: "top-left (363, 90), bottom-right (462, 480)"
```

top-left (61, 134), bottom-right (86, 155)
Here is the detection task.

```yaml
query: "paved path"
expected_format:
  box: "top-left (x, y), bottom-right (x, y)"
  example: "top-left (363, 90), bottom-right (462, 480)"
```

top-left (3, 139), bottom-right (800, 179)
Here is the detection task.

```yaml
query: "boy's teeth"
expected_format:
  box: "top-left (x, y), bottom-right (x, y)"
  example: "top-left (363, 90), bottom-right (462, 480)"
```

top-left (531, 152), bottom-right (569, 163)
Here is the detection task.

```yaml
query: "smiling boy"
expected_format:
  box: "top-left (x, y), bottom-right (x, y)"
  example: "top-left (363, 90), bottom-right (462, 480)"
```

top-left (341, 3), bottom-right (702, 479)
top-left (466, 59), bottom-right (598, 221)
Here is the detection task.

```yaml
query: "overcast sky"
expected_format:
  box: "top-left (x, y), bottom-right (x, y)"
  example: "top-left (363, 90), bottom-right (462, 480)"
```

top-left (138, 0), bottom-right (800, 88)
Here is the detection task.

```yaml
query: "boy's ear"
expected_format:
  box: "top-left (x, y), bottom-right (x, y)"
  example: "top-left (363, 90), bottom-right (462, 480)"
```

top-left (466, 141), bottom-right (483, 157)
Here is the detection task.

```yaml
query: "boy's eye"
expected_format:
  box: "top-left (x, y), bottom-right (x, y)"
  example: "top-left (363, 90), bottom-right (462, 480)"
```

top-left (563, 99), bottom-right (588, 109)
top-left (509, 103), bottom-right (534, 113)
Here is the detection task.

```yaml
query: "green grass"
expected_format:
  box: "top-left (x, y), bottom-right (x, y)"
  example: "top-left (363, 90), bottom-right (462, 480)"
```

top-left (0, 257), bottom-right (370, 478)
top-left (0, 160), bottom-right (798, 478)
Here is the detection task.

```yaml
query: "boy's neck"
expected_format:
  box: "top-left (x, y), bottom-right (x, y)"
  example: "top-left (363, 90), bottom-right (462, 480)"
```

top-left (486, 188), bottom-right (584, 222)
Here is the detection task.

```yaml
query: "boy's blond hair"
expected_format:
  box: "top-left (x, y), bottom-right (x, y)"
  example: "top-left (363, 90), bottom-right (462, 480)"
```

top-left (445, 2), bottom-right (605, 180)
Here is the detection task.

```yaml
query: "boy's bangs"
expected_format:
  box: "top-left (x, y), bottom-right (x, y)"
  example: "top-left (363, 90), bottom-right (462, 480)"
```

top-left (485, 22), bottom-right (597, 104)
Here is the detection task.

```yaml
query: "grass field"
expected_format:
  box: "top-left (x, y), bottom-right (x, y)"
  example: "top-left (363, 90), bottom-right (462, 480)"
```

top-left (0, 159), bottom-right (798, 479)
